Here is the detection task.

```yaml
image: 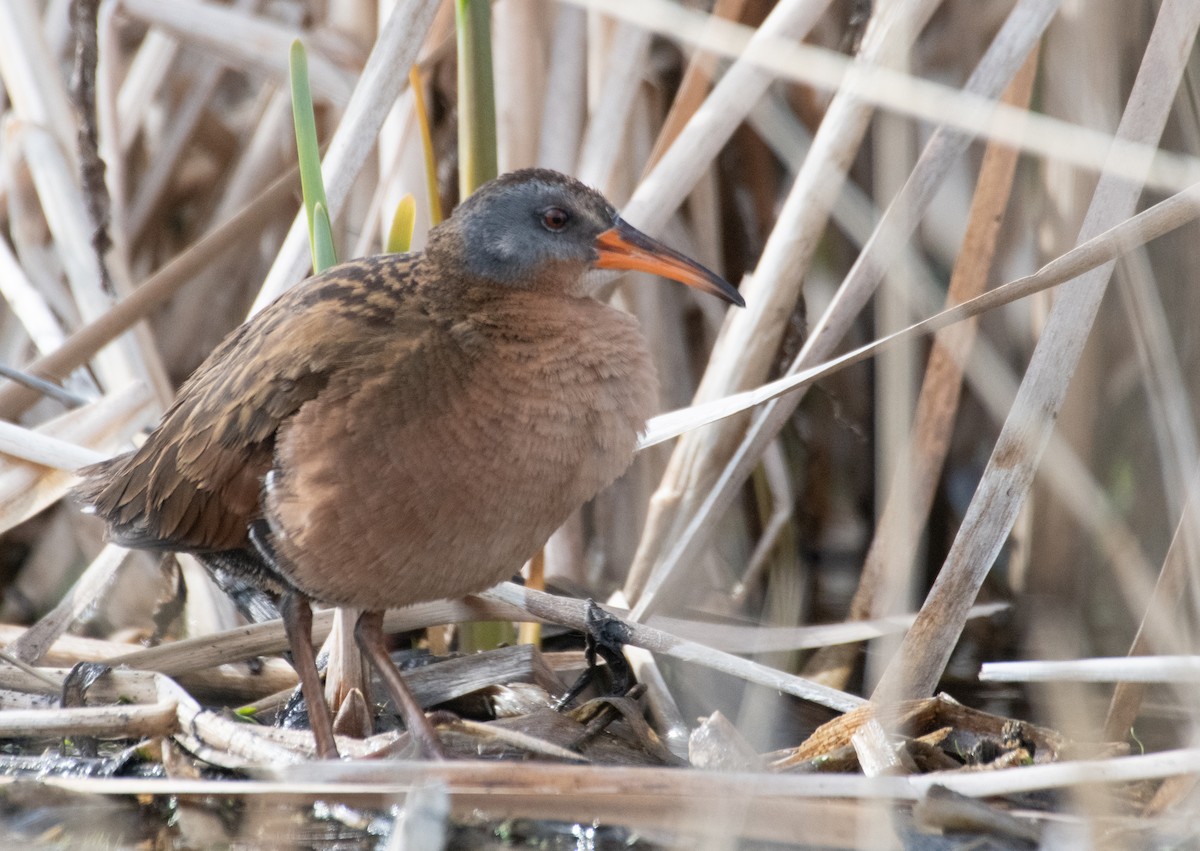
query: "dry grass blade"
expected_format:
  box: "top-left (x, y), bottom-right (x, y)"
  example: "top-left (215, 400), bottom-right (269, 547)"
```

top-left (872, 0), bottom-right (1200, 701)
top-left (451, 717), bottom-right (590, 763)
top-left (652, 602), bottom-right (1008, 654)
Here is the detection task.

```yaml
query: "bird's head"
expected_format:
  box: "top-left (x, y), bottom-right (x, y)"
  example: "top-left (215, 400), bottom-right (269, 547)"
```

top-left (428, 168), bottom-right (744, 306)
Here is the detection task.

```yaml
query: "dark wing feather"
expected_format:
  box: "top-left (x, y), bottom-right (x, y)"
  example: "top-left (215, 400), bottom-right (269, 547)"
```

top-left (74, 254), bottom-right (429, 552)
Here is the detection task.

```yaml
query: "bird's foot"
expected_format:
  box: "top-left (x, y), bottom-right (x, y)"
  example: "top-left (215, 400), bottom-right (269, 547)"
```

top-left (556, 599), bottom-right (634, 710)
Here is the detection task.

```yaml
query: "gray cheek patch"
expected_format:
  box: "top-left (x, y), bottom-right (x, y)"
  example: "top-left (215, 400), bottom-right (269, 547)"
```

top-left (462, 210), bottom-right (546, 285)
top-left (493, 231), bottom-right (528, 263)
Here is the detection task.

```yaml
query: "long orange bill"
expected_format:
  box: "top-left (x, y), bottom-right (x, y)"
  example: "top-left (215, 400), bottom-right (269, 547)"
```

top-left (594, 217), bottom-right (745, 307)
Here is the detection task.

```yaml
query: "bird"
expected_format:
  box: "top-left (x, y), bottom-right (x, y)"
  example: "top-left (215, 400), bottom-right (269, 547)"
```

top-left (73, 168), bottom-right (744, 759)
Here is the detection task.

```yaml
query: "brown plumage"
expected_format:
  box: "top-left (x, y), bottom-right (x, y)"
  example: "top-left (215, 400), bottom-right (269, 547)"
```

top-left (74, 169), bottom-right (743, 759)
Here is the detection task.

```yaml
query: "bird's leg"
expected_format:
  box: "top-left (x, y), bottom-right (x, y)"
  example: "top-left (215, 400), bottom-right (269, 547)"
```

top-left (245, 519), bottom-right (340, 757)
top-left (354, 610), bottom-right (447, 759)
top-left (279, 591), bottom-right (340, 759)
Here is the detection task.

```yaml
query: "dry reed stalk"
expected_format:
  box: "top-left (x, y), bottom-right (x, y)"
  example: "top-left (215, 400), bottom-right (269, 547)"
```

top-left (626, 0), bottom-right (980, 617)
top-left (642, 0), bottom-right (752, 172)
top-left (0, 664), bottom-right (159, 703)
top-left (123, 56), bottom-right (224, 240)
top-left (0, 623), bottom-right (299, 699)
top-left (210, 90), bottom-right (293, 222)
top-left (734, 440), bottom-right (794, 601)
top-left (13, 122), bottom-right (165, 398)
top-left (1104, 482), bottom-right (1200, 738)
top-left (93, 582), bottom-right (914, 682)
top-left (0, 169), bottom-right (298, 419)
top-left (575, 20), bottom-right (651, 195)
top-left (264, 744), bottom-right (1200, 805)
top-left (804, 45), bottom-right (1040, 690)
top-left (583, 0), bottom-right (1200, 196)
top-left (0, 382), bottom-right (155, 535)
top-left (157, 673), bottom-right (313, 765)
top-left (10, 543), bottom-right (132, 664)
top-left (983, 656), bottom-right (1200, 683)
top-left (493, 0), bottom-right (547, 172)
top-left (617, 0), bottom-right (835, 232)
top-left (0, 0), bottom-right (78, 162)
top-left (111, 24), bottom-right (178, 153)
top-left (0, 770), bottom-right (910, 846)
top-left (1116, 248), bottom-right (1200, 533)
top-left (0, 701), bottom-right (178, 739)
top-left (872, 0), bottom-right (1200, 702)
top-left (632, 188), bottom-right (1200, 655)
top-left (0, 233), bottom-right (70, 355)
top-left (535, 5), bottom-right (586, 172)
top-left (484, 583), bottom-right (864, 713)
top-left (953, 332), bottom-right (1165, 637)
top-left (102, 595), bottom-right (530, 678)
top-left (637, 180), bottom-right (1200, 453)
top-left (116, 0), bottom-right (356, 104)
top-left (0, 420), bottom-right (104, 470)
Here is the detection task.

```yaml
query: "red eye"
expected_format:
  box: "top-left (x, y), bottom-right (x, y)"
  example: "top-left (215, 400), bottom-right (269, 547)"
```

top-left (541, 207), bottom-right (569, 231)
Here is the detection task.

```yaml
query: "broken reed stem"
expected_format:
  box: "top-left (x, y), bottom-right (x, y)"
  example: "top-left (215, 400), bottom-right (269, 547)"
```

top-left (0, 701), bottom-right (177, 739)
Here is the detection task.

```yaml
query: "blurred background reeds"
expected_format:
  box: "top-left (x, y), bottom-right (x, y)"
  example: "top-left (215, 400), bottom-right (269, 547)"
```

top-left (2, 0), bottom-right (1200, 846)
